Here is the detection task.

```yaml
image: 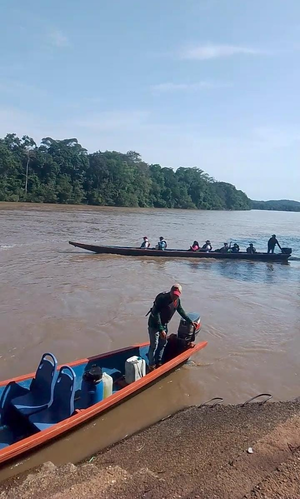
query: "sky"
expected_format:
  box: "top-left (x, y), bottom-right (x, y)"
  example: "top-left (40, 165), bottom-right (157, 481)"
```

top-left (0, 0), bottom-right (299, 201)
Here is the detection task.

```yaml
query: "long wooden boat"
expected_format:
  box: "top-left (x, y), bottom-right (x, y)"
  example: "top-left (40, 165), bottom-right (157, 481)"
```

top-left (69, 241), bottom-right (292, 262)
top-left (0, 340), bottom-right (207, 468)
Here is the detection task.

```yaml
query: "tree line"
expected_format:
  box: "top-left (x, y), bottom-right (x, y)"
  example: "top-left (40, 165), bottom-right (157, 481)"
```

top-left (0, 133), bottom-right (251, 210)
top-left (251, 199), bottom-right (300, 212)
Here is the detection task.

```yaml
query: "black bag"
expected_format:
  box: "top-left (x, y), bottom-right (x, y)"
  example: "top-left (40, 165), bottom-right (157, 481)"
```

top-left (83, 364), bottom-right (102, 383)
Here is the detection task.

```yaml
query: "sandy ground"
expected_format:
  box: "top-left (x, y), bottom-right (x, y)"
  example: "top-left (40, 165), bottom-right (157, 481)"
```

top-left (1, 401), bottom-right (300, 498)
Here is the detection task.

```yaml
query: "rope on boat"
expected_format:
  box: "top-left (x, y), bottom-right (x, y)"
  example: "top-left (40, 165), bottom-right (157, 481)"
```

top-left (242, 393), bottom-right (272, 406)
top-left (198, 397), bottom-right (224, 408)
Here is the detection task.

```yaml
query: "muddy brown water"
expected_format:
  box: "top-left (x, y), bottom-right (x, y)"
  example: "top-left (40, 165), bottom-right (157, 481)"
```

top-left (0, 203), bottom-right (300, 478)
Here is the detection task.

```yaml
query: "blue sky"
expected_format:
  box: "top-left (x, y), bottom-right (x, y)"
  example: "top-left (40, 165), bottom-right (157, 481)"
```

top-left (1, 0), bottom-right (299, 200)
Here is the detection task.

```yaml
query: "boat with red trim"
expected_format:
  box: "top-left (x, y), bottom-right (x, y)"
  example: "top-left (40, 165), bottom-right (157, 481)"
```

top-left (0, 318), bottom-right (206, 469)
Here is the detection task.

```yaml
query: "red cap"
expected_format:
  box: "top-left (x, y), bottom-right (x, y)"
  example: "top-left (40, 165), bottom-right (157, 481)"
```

top-left (171, 283), bottom-right (182, 296)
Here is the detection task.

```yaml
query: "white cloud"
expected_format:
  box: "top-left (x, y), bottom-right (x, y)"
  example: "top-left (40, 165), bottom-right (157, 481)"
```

top-left (48, 30), bottom-right (70, 48)
top-left (179, 43), bottom-right (263, 60)
top-left (151, 81), bottom-right (230, 93)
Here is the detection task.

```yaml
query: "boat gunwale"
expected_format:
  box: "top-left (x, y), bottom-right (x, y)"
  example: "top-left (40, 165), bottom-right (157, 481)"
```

top-left (0, 340), bottom-right (207, 465)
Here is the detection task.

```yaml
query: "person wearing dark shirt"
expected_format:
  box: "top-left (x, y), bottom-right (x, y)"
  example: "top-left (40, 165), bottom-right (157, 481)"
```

top-left (219, 243), bottom-right (229, 253)
top-left (147, 283), bottom-right (197, 371)
top-left (267, 235), bottom-right (281, 254)
top-left (246, 243), bottom-right (256, 254)
top-left (201, 240), bottom-right (212, 252)
top-left (231, 243), bottom-right (240, 253)
top-left (140, 236), bottom-right (150, 248)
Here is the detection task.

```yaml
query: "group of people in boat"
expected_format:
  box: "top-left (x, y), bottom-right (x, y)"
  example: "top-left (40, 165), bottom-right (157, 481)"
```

top-left (190, 240), bottom-right (250, 253)
top-left (190, 235), bottom-right (281, 254)
top-left (141, 236), bottom-right (167, 250)
top-left (141, 234), bottom-right (282, 254)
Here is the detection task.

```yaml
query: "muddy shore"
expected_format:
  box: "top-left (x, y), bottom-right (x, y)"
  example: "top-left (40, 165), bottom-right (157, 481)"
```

top-left (1, 400), bottom-right (300, 498)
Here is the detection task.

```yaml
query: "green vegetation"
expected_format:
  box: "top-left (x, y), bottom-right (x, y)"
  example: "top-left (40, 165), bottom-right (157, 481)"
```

top-left (0, 133), bottom-right (251, 210)
top-left (251, 199), bottom-right (300, 212)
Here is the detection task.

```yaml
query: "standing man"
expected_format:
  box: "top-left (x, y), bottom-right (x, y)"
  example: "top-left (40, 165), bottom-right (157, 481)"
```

top-left (147, 283), bottom-right (197, 371)
top-left (267, 235), bottom-right (281, 254)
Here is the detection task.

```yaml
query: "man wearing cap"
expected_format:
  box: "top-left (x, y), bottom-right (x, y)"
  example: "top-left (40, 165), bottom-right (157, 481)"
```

top-left (147, 283), bottom-right (197, 371)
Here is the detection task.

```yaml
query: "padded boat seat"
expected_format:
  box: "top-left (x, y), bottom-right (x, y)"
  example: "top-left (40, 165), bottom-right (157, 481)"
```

top-left (12, 353), bottom-right (58, 416)
top-left (0, 382), bottom-right (29, 426)
top-left (13, 392), bottom-right (49, 416)
top-left (28, 366), bottom-right (76, 432)
top-left (0, 426), bottom-right (15, 449)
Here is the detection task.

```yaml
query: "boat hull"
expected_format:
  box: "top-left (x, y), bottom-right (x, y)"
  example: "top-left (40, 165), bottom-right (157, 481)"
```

top-left (69, 241), bottom-right (291, 262)
top-left (0, 341), bottom-right (207, 474)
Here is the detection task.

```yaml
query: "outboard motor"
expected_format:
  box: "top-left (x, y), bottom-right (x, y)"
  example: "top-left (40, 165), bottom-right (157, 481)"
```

top-left (163, 312), bottom-right (201, 363)
top-left (178, 312), bottom-right (201, 343)
top-left (281, 247), bottom-right (292, 255)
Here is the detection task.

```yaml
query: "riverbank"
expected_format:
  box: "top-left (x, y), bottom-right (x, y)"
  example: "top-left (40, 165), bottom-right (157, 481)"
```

top-left (1, 400), bottom-right (300, 498)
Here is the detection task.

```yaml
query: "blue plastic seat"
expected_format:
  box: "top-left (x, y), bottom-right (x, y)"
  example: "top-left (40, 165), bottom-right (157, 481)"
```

top-left (0, 425), bottom-right (15, 449)
top-left (12, 353), bottom-right (58, 416)
top-left (28, 366), bottom-right (76, 431)
top-left (0, 382), bottom-right (29, 426)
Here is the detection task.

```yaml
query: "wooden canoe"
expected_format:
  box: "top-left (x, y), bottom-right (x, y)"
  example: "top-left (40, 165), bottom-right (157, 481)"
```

top-left (0, 340), bottom-right (207, 468)
top-left (69, 241), bottom-right (292, 262)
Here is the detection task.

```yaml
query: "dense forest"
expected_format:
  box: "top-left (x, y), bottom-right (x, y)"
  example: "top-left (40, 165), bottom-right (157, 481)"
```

top-left (0, 133), bottom-right (251, 210)
top-left (251, 199), bottom-right (300, 212)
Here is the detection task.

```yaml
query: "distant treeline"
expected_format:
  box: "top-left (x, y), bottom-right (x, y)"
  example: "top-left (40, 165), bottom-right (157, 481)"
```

top-left (0, 134), bottom-right (252, 210)
top-left (251, 199), bottom-right (300, 212)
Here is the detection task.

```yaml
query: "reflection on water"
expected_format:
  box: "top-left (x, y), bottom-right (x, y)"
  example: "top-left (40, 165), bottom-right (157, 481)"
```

top-left (187, 259), bottom-right (294, 285)
top-left (0, 203), bottom-right (300, 473)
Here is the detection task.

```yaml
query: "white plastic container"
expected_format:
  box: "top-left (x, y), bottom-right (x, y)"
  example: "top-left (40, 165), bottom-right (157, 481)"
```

top-left (125, 356), bottom-right (146, 384)
top-left (102, 372), bottom-right (113, 399)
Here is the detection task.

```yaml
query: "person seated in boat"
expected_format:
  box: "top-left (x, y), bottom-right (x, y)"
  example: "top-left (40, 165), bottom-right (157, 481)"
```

top-left (267, 234), bottom-right (281, 254)
top-left (140, 236), bottom-right (151, 249)
top-left (146, 283), bottom-right (198, 371)
top-left (231, 243), bottom-right (240, 253)
top-left (190, 241), bottom-right (199, 251)
top-left (201, 240), bottom-right (212, 252)
top-left (218, 242), bottom-right (229, 253)
top-left (246, 243), bottom-right (256, 254)
top-left (157, 236), bottom-right (167, 250)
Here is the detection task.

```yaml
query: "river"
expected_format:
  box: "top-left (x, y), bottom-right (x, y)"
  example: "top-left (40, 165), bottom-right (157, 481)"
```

top-left (0, 203), bottom-right (300, 471)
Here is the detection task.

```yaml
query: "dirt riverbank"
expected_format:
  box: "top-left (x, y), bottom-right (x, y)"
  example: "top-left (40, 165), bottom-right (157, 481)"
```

top-left (1, 400), bottom-right (300, 498)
